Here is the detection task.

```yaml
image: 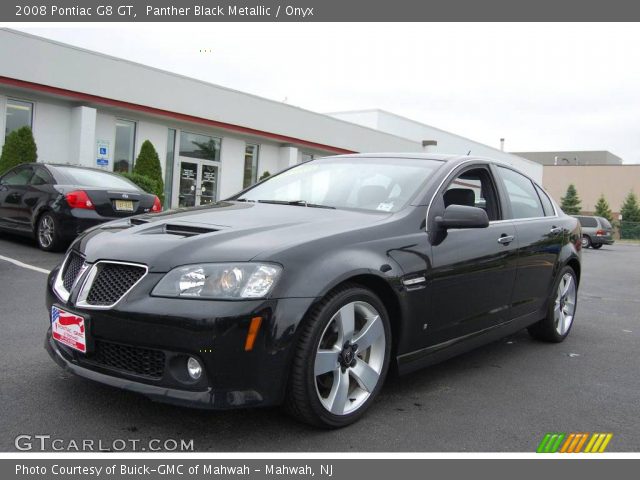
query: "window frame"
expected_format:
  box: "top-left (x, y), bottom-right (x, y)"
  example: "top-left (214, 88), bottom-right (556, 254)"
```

top-left (243, 143), bottom-right (260, 189)
top-left (4, 97), bottom-right (35, 139)
top-left (442, 164), bottom-right (503, 222)
top-left (113, 118), bottom-right (137, 174)
top-left (494, 165), bottom-right (550, 221)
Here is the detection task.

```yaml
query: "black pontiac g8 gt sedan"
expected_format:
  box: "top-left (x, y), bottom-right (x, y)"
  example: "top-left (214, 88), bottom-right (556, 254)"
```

top-left (45, 154), bottom-right (581, 427)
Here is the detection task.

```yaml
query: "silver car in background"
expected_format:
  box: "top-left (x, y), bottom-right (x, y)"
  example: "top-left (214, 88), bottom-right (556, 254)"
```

top-left (574, 215), bottom-right (615, 249)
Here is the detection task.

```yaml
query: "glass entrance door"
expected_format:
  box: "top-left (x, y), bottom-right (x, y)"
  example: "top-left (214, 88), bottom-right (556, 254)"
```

top-left (178, 160), bottom-right (219, 208)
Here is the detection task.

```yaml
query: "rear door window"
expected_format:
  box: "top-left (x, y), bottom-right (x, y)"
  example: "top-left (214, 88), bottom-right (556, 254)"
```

top-left (1, 166), bottom-right (33, 186)
top-left (534, 184), bottom-right (555, 217)
top-left (30, 168), bottom-right (54, 186)
top-left (496, 166), bottom-right (544, 219)
top-left (578, 216), bottom-right (598, 228)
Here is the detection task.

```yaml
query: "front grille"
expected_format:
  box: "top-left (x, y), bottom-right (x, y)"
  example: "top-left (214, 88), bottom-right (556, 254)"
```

top-left (90, 340), bottom-right (165, 378)
top-left (85, 263), bottom-right (146, 306)
top-left (62, 252), bottom-right (85, 291)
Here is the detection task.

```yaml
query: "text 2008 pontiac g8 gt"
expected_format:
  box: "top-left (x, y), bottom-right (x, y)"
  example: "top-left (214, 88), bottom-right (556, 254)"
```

top-left (45, 154), bottom-right (581, 427)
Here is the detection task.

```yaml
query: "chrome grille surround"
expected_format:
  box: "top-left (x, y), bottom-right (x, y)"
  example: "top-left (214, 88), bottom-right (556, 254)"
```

top-left (76, 260), bottom-right (148, 310)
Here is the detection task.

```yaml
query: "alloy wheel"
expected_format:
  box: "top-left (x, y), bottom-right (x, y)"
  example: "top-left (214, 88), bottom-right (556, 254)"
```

top-left (314, 301), bottom-right (386, 416)
top-left (554, 272), bottom-right (577, 335)
top-left (38, 215), bottom-right (54, 249)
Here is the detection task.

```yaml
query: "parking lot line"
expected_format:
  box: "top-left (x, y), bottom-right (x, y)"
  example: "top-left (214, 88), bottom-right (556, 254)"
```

top-left (0, 254), bottom-right (51, 275)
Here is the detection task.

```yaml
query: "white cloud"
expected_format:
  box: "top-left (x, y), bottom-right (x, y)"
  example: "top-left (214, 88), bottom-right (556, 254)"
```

top-left (17, 23), bottom-right (640, 162)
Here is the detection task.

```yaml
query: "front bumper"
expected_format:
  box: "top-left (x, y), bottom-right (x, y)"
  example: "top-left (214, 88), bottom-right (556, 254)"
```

top-left (45, 267), bottom-right (316, 409)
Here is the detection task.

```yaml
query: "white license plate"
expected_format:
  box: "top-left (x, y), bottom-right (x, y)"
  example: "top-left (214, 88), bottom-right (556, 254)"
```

top-left (115, 200), bottom-right (134, 211)
top-left (51, 306), bottom-right (86, 353)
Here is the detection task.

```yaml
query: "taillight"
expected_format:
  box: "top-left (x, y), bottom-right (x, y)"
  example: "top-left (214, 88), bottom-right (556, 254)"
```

top-left (65, 190), bottom-right (94, 210)
top-left (596, 229), bottom-right (605, 236)
top-left (151, 196), bottom-right (162, 213)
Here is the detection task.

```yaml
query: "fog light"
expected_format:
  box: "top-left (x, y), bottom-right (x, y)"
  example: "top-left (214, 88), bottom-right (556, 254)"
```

top-left (187, 357), bottom-right (202, 380)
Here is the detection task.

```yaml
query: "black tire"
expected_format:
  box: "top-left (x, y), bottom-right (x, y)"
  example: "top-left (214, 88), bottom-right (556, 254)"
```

top-left (581, 235), bottom-right (591, 248)
top-left (36, 212), bottom-right (65, 252)
top-left (591, 243), bottom-right (603, 249)
top-left (528, 265), bottom-right (578, 343)
top-left (285, 284), bottom-right (391, 428)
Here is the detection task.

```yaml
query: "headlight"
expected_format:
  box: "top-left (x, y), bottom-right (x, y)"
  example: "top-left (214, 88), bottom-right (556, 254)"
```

top-left (152, 263), bottom-right (282, 299)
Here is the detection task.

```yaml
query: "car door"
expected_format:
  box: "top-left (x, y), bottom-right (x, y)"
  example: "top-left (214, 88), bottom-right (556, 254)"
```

top-left (0, 165), bottom-right (34, 231)
top-left (25, 166), bottom-right (57, 229)
top-left (427, 163), bottom-right (519, 344)
top-left (494, 165), bottom-right (563, 320)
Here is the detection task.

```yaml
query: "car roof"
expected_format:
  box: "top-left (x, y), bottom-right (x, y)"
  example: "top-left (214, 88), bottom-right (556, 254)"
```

top-left (326, 152), bottom-right (463, 162)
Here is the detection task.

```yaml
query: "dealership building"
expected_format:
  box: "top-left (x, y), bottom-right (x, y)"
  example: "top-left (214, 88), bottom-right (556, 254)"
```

top-left (0, 29), bottom-right (541, 209)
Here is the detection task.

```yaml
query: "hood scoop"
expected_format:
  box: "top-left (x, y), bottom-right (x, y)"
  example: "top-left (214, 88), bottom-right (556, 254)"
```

top-left (130, 217), bottom-right (151, 226)
top-left (164, 224), bottom-right (218, 237)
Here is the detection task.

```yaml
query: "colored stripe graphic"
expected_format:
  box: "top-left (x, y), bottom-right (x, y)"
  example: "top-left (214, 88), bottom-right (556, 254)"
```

top-left (538, 433), bottom-right (613, 453)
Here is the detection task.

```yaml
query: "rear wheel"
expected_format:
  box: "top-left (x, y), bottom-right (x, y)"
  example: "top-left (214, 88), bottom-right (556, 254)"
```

top-left (581, 235), bottom-right (591, 248)
top-left (592, 243), bottom-right (603, 249)
top-left (36, 212), bottom-right (65, 252)
top-left (285, 284), bottom-right (391, 428)
top-left (528, 266), bottom-right (578, 342)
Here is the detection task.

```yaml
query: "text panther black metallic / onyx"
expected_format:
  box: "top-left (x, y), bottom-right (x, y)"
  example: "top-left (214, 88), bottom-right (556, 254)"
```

top-left (45, 154), bottom-right (581, 428)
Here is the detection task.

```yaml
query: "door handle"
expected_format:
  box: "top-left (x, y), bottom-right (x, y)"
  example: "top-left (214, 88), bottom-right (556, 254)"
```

top-left (498, 234), bottom-right (515, 245)
top-left (549, 226), bottom-right (563, 235)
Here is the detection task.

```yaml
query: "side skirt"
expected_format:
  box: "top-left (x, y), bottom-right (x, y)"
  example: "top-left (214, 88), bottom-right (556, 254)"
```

top-left (396, 311), bottom-right (541, 376)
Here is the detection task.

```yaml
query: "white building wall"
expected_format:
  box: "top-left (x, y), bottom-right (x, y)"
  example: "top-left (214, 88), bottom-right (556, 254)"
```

top-left (31, 101), bottom-right (72, 164)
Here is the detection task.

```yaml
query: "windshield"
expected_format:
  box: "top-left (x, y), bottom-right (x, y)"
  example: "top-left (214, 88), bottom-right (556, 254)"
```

top-left (237, 158), bottom-right (442, 212)
top-left (52, 166), bottom-right (140, 190)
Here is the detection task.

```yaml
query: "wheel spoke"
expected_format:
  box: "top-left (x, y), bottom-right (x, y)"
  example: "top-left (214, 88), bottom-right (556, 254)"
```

top-left (353, 314), bottom-right (384, 351)
top-left (336, 303), bottom-right (355, 343)
top-left (315, 348), bottom-right (340, 376)
top-left (561, 275), bottom-right (572, 297)
top-left (350, 358), bottom-right (380, 393)
top-left (327, 369), bottom-right (350, 415)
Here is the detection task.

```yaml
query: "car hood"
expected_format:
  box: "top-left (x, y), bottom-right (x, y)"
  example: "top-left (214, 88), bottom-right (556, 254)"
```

top-left (76, 201), bottom-right (390, 271)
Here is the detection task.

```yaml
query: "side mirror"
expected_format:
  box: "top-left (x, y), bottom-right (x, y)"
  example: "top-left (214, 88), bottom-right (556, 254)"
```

top-left (435, 204), bottom-right (489, 230)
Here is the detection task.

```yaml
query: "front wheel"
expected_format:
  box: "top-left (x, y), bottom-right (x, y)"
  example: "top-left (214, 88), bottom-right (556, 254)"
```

top-left (528, 266), bottom-right (578, 342)
top-left (285, 284), bottom-right (391, 428)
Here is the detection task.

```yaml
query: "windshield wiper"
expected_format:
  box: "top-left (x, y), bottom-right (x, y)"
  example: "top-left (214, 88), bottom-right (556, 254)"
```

top-left (256, 199), bottom-right (336, 209)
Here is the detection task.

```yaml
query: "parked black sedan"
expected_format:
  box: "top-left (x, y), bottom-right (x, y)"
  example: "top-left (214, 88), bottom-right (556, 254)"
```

top-left (0, 163), bottom-right (161, 251)
top-left (45, 154), bottom-right (581, 428)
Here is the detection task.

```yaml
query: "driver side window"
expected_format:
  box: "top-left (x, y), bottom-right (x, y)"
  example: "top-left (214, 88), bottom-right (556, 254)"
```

top-left (443, 167), bottom-right (500, 221)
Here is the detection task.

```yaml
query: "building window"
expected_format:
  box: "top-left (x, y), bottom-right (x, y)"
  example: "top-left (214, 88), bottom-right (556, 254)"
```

top-left (301, 153), bottom-right (314, 163)
top-left (164, 129), bottom-right (176, 207)
top-left (243, 144), bottom-right (259, 188)
top-left (179, 131), bottom-right (221, 161)
top-left (5, 99), bottom-right (33, 136)
top-left (114, 119), bottom-right (136, 173)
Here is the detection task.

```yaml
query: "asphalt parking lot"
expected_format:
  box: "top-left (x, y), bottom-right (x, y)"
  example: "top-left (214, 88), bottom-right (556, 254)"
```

top-left (1, 232), bottom-right (638, 452)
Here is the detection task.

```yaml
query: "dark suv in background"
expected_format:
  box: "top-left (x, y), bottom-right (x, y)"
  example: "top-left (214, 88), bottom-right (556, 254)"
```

top-left (574, 215), bottom-right (614, 249)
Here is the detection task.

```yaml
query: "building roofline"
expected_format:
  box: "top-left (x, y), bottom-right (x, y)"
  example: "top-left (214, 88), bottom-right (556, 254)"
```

top-left (0, 75), bottom-right (357, 154)
top-left (328, 108), bottom-right (540, 168)
top-left (3, 28), bottom-right (419, 149)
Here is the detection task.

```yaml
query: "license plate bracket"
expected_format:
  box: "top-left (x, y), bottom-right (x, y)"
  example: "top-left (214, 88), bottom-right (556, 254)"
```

top-left (114, 199), bottom-right (134, 211)
top-left (51, 306), bottom-right (87, 353)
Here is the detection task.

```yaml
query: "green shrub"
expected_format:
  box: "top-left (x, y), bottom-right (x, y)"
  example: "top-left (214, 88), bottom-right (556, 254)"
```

top-left (0, 126), bottom-right (37, 174)
top-left (120, 172), bottom-right (160, 197)
top-left (620, 191), bottom-right (640, 223)
top-left (259, 171), bottom-right (271, 181)
top-left (133, 140), bottom-right (164, 203)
